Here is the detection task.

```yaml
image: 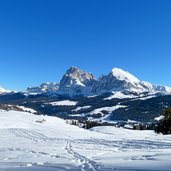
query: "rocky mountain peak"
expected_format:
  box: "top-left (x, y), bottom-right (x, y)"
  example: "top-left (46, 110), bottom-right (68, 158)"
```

top-left (65, 66), bottom-right (96, 82)
top-left (58, 67), bottom-right (96, 96)
top-left (66, 66), bottom-right (80, 74)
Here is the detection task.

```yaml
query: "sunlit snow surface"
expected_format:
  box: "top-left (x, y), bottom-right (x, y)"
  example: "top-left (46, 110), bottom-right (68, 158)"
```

top-left (112, 68), bottom-right (140, 83)
top-left (0, 110), bottom-right (171, 171)
top-left (47, 100), bottom-right (78, 106)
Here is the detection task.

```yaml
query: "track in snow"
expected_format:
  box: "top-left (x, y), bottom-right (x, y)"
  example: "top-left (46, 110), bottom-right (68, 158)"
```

top-left (8, 128), bottom-right (49, 142)
top-left (8, 128), bottom-right (68, 143)
top-left (65, 141), bottom-right (100, 171)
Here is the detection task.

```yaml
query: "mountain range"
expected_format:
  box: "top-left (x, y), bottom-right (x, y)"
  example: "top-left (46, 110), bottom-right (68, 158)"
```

top-left (1, 67), bottom-right (171, 123)
top-left (22, 66), bottom-right (171, 97)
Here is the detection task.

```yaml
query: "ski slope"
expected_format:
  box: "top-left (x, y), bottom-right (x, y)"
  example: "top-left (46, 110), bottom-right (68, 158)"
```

top-left (0, 110), bottom-right (171, 171)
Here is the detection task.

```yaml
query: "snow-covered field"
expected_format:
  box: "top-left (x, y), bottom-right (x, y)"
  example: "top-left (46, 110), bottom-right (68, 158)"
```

top-left (47, 100), bottom-right (78, 106)
top-left (0, 110), bottom-right (171, 171)
top-left (89, 105), bottom-right (126, 115)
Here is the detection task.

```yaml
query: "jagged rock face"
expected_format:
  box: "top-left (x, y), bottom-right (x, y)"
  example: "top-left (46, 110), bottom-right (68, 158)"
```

top-left (58, 67), bottom-right (96, 96)
top-left (27, 82), bottom-right (59, 94)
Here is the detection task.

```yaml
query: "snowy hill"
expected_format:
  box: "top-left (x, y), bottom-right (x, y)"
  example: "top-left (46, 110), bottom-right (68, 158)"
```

top-left (0, 86), bottom-right (11, 94)
top-left (0, 110), bottom-right (171, 170)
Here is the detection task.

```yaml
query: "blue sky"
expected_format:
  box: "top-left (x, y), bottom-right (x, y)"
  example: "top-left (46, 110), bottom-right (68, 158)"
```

top-left (0, 0), bottom-right (171, 91)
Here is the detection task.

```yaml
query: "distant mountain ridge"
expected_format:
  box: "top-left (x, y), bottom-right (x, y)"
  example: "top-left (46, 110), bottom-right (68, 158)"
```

top-left (0, 86), bottom-right (11, 94)
top-left (1, 66), bottom-right (171, 97)
top-left (25, 66), bottom-right (171, 97)
top-left (1, 67), bottom-right (171, 123)
top-left (27, 82), bottom-right (59, 95)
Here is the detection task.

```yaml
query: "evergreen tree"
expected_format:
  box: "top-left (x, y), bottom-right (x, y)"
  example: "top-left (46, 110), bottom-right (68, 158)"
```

top-left (155, 108), bottom-right (171, 134)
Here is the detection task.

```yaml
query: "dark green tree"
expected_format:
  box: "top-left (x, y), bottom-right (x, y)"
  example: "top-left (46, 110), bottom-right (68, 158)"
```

top-left (155, 108), bottom-right (171, 134)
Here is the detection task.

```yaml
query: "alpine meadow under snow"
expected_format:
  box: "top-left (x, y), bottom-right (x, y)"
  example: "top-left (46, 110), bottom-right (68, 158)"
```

top-left (0, 110), bottom-right (171, 171)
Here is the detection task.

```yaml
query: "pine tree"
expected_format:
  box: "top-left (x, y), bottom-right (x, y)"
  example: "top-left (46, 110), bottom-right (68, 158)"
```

top-left (155, 108), bottom-right (171, 134)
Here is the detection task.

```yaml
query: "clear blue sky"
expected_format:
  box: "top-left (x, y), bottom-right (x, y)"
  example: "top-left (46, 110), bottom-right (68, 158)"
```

top-left (0, 0), bottom-right (171, 91)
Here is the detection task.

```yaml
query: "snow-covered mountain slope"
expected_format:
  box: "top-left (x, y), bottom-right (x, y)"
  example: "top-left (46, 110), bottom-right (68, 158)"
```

top-left (0, 110), bottom-right (171, 171)
top-left (0, 86), bottom-right (11, 94)
top-left (112, 67), bottom-right (140, 82)
top-left (88, 104), bottom-right (127, 116)
top-left (92, 67), bottom-right (171, 96)
top-left (154, 84), bottom-right (171, 94)
top-left (92, 68), bottom-right (146, 94)
top-left (25, 66), bottom-right (171, 97)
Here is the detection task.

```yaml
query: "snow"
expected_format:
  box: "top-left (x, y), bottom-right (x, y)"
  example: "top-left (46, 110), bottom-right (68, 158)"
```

top-left (0, 86), bottom-right (7, 92)
top-left (47, 100), bottom-right (78, 106)
top-left (89, 105), bottom-right (127, 115)
top-left (141, 81), bottom-right (156, 92)
top-left (26, 82), bottom-right (59, 95)
top-left (87, 95), bottom-right (98, 98)
top-left (75, 79), bottom-right (86, 87)
top-left (163, 86), bottom-right (171, 93)
top-left (104, 91), bottom-right (137, 100)
top-left (154, 115), bottom-right (165, 121)
top-left (112, 68), bottom-right (140, 83)
top-left (17, 106), bottom-right (37, 113)
top-left (0, 110), bottom-right (171, 171)
top-left (124, 124), bottom-right (134, 129)
top-left (72, 106), bottom-right (91, 112)
top-left (137, 95), bottom-right (156, 100)
top-left (0, 86), bottom-right (11, 94)
top-left (128, 94), bottom-right (156, 101)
